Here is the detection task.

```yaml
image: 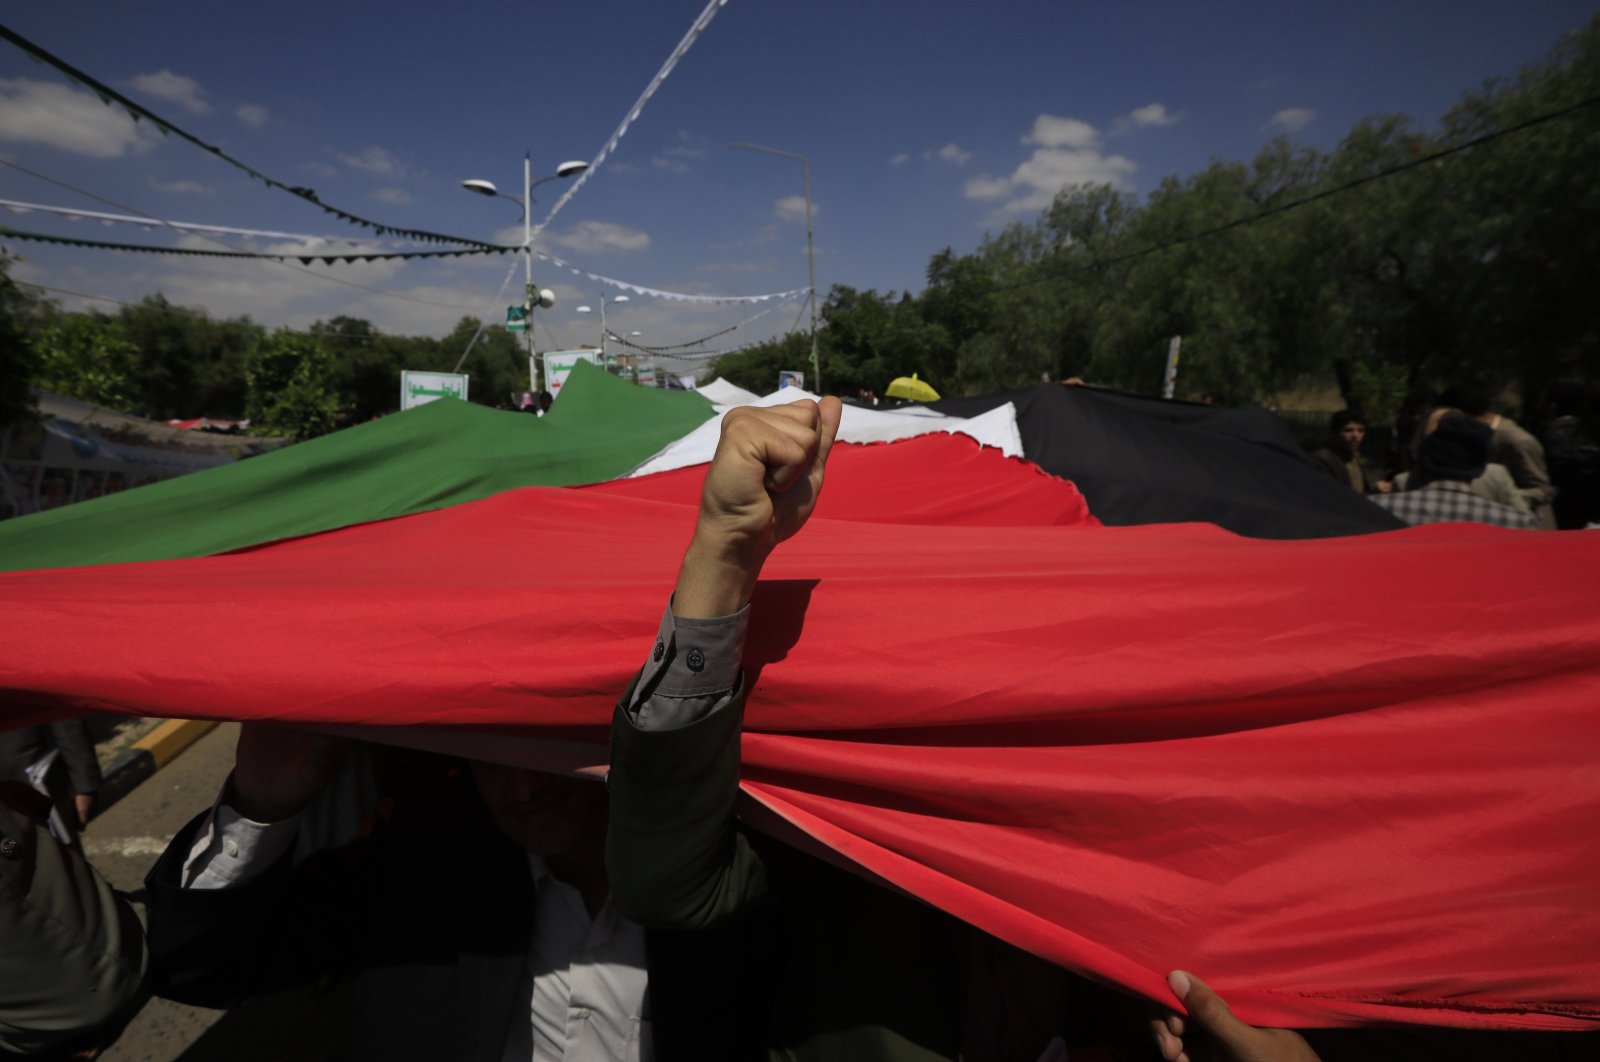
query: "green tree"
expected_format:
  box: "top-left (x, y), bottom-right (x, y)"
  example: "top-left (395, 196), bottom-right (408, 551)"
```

top-left (0, 255), bottom-right (44, 429)
top-left (245, 330), bottom-right (338, 440)
top-left (33, 313), bottom-right (143, 410)
top-left (442, 317), bottom-right (528, 408)
top-left (314, 316), bottom-right (408, 420)
top-left (105, 295), bottom-right (263, 419)
top-left (709, 330), bottom-right (812, 396)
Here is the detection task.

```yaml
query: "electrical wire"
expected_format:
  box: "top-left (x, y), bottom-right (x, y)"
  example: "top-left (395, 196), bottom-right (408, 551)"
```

top-left (0, 24), bottom-right (510, 250)
top-left (0, 196), bottom-right (412, 246)
top-left (529, 0), bottom-right (733, 240)
top-left (987, 92), bottom-right (1600, 296)
top-left (1, 225), bottom-right (512, 265)
top-left (0, 159), bottom-right (497, 312)
top-left (16, 280), bottom-right (135, 308)
top-left (789, 291), bottom-right (813, 332)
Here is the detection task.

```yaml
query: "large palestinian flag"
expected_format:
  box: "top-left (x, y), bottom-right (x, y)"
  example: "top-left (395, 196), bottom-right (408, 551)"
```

top-left (1, 377), bottom-right (1595, 1033)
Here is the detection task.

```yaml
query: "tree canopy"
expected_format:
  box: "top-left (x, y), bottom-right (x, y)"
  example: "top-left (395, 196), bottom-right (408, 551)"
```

top-left (3, 16), bottom-right (1595, 435)
top-left (715, 17), bottom-right (1599, 417)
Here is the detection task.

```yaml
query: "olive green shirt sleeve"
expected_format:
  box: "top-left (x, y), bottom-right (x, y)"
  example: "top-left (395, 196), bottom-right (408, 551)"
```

top-left (0, 784), bottom-right (148, 1056)
top-left (606, 604), bottom-right (770, 929)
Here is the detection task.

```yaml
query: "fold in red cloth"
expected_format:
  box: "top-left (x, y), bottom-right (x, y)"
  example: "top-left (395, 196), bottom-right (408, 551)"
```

top-left (2, 434), bottom-right (1595, 1030)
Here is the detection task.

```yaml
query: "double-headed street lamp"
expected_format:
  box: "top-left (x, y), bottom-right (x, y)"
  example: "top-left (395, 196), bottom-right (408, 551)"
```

top-left (575, 294), bottom-right (629, 366)
top-left (731, 141), bottom-right (819, 392)
top-left (459, 155), bottom-right (587, 390)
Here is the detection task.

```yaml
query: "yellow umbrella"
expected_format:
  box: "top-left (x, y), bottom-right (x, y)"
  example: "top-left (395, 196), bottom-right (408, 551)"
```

top-left (885, 373), bottom-right (941, 402)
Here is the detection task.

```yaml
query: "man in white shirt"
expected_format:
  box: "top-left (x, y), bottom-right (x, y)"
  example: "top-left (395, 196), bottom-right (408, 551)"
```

top-left (144, 728), bottom-right (661, 1062)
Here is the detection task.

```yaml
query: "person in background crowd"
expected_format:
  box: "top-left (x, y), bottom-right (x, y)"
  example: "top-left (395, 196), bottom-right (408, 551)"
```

top-left (1437, 385), bottom-right (1556, 529)
top-left (1, 781), bottom-right (150, 1057)
top-left (1308, 411), bottom-right (1389, 494)
top-left (1383, 392), bottom-right (1434, 484)
top-left (1540, 379), bottom-right (1600, 529)
top-left (0, 718), bottom-right (104, 847)
top-left (143, 725), bottom-right (690, 1061)
top-left (1392, 407), bottom-right (1529, 514)
top-left (1370, 414), bottom-right (1536, 529)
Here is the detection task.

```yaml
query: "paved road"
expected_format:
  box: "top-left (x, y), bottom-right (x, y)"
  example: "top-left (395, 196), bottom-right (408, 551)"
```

top-left (83, 722), bottom-right (345, 1062)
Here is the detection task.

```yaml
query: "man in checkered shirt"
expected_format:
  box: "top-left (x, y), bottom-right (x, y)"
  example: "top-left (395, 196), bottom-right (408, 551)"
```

top-left (1372, 413), bottom-right (1538, 530)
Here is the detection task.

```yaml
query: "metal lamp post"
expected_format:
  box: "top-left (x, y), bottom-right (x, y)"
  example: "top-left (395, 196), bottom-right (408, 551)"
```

top-left (730, 141), bottom-right (819, 392)
top-left (575, 294), bottom-right (629, 369)
top-left (460, 156), bottom-right (587, 391)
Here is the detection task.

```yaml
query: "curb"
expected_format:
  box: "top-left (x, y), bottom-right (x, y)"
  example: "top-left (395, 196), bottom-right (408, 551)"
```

top-left (97, 719), bottom-right (218, 811)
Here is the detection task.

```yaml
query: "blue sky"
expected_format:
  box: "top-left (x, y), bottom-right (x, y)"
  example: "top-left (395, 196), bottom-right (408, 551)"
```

top-left (1, 1), bottom-right (1593, 377)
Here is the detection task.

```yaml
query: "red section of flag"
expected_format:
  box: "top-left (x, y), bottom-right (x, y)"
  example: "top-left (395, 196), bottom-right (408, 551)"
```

top-left (2, 435), bottom-right (1596, 1029)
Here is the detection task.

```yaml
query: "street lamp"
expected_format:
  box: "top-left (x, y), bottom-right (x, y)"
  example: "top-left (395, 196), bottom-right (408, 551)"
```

top-left (458, 156), bottom-right (588, 389)
top-left (575, 294), bottom-right (629, 364)
top-left (730, 141), bottom-right (819, 392)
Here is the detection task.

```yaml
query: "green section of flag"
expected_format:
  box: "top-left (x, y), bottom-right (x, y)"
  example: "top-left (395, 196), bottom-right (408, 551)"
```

top-left (0, 361), bottom-right (712, 572)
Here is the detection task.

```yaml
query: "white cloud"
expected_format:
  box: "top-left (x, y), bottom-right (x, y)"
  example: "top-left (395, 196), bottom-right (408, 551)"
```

top-left (887, 153), bottom-right (910, 167)
top-left (930, 143), bottom-right (972, 166)
top-left (1264, 107), bottom-right (1316, 134)
top-left (300, 161), bottom-right (340, 178)
top-left (697, 259), bottom-right (779, 274)
top-left (235, 103), bottom-right (270, 128)
top-left (651, 146), bottom-right (705, 174)
top-left (149, 178), bottom-right (216, 195)
top-left (1009, 149), bottom-right (1136, 209)
top-left (337, 146), bottom-right (403, 177)
top-left (543, 220), bottom-right (651, 255)
top-left (370, 187), bottom-right (412, 205)
top-left (969, 114), bottom-right (1138, 214)
top-left (0, 78), bottom-right (161, 158)
top-left (652, 134), bottom-right (707, 174)
top-left (129, 70), bottom-right (211, 115)
top-left (1113, 102), bottom-right (1180, 135)
top-left (774, 195), bottom-right (816, 223)
top-left (1023, 115), bottom-right (1101, 149)
top-left (963, 174), bottom-right (1013, 201)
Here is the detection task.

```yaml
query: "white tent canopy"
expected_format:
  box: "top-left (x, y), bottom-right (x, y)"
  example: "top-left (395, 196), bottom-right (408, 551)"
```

top-left (693, 377), bottom-right (763, 407)
top-left (628, 385), bottom-right (1022, 478)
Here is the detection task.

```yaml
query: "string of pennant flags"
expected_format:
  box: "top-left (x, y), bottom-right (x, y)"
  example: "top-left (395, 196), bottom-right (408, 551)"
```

top-left (607, 331), bottom-right (772, 362)
top-left (0, 226), bottom-right (514, 265)
top-left (0, 198), bottom-right (401, 247)
top-left (533, 250), bottom-right (808, 305)
top-left (529, 0), bottom-right (732, 240)
top-left (0, 219), bottom-right (812, 305)
top-left (0, 25), bottom-right (501, 250)
top-left (605, 325), bottom-right (739, 352)
top-left (599, 304), bottom-right (777, 354)
top-left (1, 9), bottom-right (797, 313)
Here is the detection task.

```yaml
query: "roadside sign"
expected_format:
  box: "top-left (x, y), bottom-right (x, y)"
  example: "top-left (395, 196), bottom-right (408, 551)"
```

top-left (506, 306), bottom-right (528, 333)
top-left (542, 350), bottom-right (602, 400)
top-left (400, 370), bottom-right (469, 411)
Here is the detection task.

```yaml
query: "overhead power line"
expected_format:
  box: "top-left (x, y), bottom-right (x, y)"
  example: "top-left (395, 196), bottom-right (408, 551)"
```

top-left (17, 280), bottom-right (137, 308)
top-left (0, 158), bottom-right (498, 312)
top-left (0, 225), bottom-right (512, 265)
top-left (990, 92), bottom-right (1600, 296)
top-left (0, 24), bottom-right (511, 250)
top-left (0, 197), bottom-right (416, 246)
